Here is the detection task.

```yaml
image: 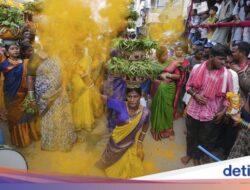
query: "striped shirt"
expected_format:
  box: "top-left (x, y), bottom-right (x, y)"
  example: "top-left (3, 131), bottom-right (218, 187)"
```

top-left (186, 66), bottom-right (233, 121)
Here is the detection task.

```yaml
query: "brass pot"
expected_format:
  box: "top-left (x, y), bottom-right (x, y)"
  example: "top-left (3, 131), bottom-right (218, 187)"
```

top-left (0, 27), bottom-right (20, 40)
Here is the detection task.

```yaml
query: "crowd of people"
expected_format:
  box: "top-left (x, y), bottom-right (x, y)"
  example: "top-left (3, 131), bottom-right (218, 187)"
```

top-left (189, 0), bottom-right (250, 45)
top-left (183, 0), bottom-right (250, 164)
top-left (99, 36), bottom-right (250, 175)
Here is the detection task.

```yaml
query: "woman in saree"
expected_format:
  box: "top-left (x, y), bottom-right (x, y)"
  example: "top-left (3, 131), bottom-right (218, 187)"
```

top-left (96, 87), bottom-right (150, 178)
top-left (0, 42), bottom-right (6, 119)
top-left (70, 55), bottom-right (104, 134)
top-left (0, 42), bottom-right (40, 147)
top-left (35, 52), bottom-right (77, 151)
top-left (150, 44), bottom-right (189, 140)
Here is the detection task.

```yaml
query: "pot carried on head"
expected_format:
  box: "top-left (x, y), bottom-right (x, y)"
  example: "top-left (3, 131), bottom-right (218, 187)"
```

top-left (125, 75), bottom-right (146, 88)
top-left (122, 50), bottom-right (146, 61)
top-left (0, 26), bottom-right (20, 40)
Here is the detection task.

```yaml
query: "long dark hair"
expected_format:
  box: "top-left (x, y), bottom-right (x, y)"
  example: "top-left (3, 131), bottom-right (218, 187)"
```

top-left (5, 42), bottom-right (19, 51)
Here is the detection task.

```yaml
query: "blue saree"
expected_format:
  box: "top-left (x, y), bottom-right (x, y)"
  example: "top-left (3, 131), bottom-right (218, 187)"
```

top-left (0, 59), bottom-right (39, 147)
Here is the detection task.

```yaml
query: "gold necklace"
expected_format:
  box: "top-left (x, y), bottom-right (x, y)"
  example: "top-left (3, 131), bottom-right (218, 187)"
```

top-left (126, 104), bottom-right (142, 122)
top-left (8, 58), bottom-right (22, 65)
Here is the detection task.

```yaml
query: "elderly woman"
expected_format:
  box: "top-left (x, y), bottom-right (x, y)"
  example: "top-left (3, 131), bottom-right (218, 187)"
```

top-left (150, 44), bottom-right (189, 140)
top-left (96, 87), bottom-right (150, 178)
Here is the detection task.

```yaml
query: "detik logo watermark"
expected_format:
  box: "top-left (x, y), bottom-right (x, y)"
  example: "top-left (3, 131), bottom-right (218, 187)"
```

top-left (223, 165), bottom-right (250, 177)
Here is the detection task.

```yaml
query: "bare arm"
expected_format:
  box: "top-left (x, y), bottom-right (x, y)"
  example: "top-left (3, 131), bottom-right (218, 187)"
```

top-left (138, 123), bottom-right (149, 143)
top-left (160, 72), bottom-right (181, 81)
top-left (137, 123), bottom-right (149, 161)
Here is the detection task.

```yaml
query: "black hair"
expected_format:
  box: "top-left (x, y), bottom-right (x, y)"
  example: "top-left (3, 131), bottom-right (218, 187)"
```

top-left (126, 87), bottom-right (142, 96)
top-left (210, 6), bottom-right (218, 12)
top-left (210, 44), bottom-right (229, 57)
top-left (193, 46), bottom-right (204, 55)
top-left (20, 42), bottom-right (32, 51)
top-left (226, 48), bottom-right (233, 56)
top-left (192, 9), bottom-right (198, 14)
top-left (20, 42), bottom-right (33, 59)
top-left (20, 26), bottom-right (35, 42)
top-left (175, 42), bottom-right (188, 53)
top-left (4, 42), bottom-right (20, 51)
top-left (233, 41), bottom-right (250, 57)
top-left (21, 27), bottom-right (31, 36)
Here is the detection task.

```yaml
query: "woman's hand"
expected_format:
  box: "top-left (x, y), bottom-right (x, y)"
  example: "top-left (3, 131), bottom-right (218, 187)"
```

top-left (159, 73), bottom-right (175, 80)
top-left (137, 142), bottom-right (144, 161)
top-left (159, 73), bottom-right (168, 80)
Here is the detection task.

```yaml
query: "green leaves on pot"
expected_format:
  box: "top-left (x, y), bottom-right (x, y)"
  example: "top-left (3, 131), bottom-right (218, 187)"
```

top-left (114, 38), bottom-right (158, 52)
top-left (24, 1), bottom-right (43, 14)
top-left (107, 57), bottom-right (164, 79)
top-left (128, 10), bottom-right (139, 21)
top-left (0, 5), bottom-right (24, 32)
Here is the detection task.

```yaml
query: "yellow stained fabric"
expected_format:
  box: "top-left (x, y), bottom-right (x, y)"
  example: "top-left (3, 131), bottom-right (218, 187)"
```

top-left (105, 128), bottom-right (144, 178)
top-left (71, 57), bottom-right (103, 132)
top-left (71, 73), bottom-right (93, 131)
top-left (112, 111), bottom-right (142, 144)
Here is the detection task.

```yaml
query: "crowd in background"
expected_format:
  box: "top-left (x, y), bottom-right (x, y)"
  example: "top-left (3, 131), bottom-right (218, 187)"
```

top-left (188, 0), bottom-right (250, 45)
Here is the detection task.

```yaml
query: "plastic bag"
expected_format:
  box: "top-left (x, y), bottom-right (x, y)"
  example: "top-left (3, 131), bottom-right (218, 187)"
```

top-left (226, 92), bottom-right (241, 115)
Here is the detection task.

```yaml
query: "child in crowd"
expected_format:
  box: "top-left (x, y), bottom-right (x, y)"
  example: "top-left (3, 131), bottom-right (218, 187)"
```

top-left (198, 6), bottom-right (218, 43)
top-left (189, 9), bottom-right (201, 44)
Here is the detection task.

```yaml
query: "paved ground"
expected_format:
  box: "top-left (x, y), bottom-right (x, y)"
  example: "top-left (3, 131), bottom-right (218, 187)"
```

top-left (0, 117), bottom-right (194, 177)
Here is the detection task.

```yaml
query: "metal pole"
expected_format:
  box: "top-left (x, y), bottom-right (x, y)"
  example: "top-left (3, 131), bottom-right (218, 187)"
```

top-left (198, 145), bottom-right (221, 162)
